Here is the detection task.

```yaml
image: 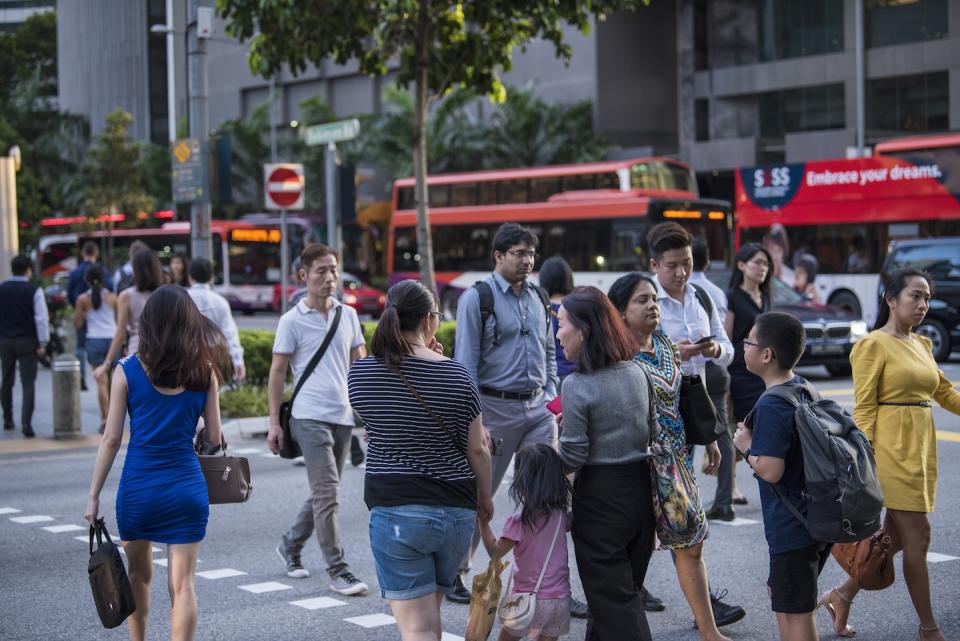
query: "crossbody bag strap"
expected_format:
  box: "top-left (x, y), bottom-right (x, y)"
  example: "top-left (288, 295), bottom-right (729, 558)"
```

top-left (395, 367), bottom-right (466, 457)
top-left (533, 515), bottom-right (565, 593)
top-left (289, 305), bottom-right (342, 407)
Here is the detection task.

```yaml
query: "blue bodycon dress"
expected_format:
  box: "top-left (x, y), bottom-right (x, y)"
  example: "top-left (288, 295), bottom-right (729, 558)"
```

top-left (116, 355), bottom-right (209, 544)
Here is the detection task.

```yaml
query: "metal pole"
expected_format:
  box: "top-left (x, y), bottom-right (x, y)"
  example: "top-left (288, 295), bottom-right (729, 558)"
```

top-left (188, 0), bottom-right (213, 260)
top-left (165, 0), bottom-right (176, 142)
top-left (854, 0), bottom-right (865, 157)
top-left (280, 209), bottom-right (289, 316)
top-left (0, 154), bottom-right (18, 281)
top-left (324, 142), bottom-right (338, 251)
top-left (270, 75), bottom-right (278, 163)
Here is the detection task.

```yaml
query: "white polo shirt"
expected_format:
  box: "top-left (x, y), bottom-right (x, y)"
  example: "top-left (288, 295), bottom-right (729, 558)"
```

top-left (273, 298), bottom-right (365, 425)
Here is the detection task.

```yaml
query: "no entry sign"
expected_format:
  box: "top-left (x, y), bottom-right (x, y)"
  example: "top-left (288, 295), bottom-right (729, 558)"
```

top-left (264, 163), bottom-right (305, 210)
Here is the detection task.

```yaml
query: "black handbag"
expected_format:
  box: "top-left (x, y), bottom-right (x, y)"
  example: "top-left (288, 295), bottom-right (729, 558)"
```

top-left (88, 518), bottom-right (136, 629)
top-left (195, 429), bottom-right (252, 504)
top-left (278, 305), bottom-right (342, 459)
top-left (679, 374), bottom-right (722, 446)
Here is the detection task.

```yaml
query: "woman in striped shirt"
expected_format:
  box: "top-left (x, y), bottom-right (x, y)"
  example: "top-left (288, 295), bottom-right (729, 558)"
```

top-left (348, 279), bottom-right (493, 641)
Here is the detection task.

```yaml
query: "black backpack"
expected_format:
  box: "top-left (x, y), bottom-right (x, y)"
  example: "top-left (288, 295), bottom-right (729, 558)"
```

top-left (748, 381), bottom-right (884, 544)
top-left (473, 280), bottom-right (551, 346)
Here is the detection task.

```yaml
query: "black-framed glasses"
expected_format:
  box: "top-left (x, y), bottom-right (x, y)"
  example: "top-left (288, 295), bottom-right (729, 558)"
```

top-left (742, 339), bottom-right (761, 350)
top-left (508, 249), bottom-right (538, 260)
top-left (427, 311), bottom-right (444, 320)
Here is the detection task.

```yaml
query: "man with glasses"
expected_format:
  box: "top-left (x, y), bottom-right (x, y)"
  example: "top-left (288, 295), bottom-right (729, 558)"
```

top-left (451, 223), bottom-right (585, 612)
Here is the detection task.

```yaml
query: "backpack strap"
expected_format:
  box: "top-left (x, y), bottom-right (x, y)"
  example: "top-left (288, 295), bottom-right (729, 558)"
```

top-left (532, 284), bottom-right (552, 330)
top-left (473, 280), bottom-right (499, 346)
top-left (690, 282), bottom-right (714, 319)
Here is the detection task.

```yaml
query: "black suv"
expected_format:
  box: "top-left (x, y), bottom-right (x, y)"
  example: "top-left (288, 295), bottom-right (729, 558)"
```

top-left (882, 238), bottom-right (960, 361)
top-left (707, 271), bottom-right (869, 377)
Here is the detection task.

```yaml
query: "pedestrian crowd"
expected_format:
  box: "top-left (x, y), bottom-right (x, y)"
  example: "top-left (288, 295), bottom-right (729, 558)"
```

top-left (1, 219), bottom-right (957, 641)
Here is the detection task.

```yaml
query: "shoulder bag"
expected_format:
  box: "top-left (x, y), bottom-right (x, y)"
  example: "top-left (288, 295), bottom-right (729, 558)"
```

top-left (679, 373), bottom-right (722, 445)
top-left (498, 515), bottom-right (564, 632)
top-left (278, 305), bottom-right (342, 459)
top-left (195, 428), bottom-right (252, 504)
top-left (831, 527), bottom-right (895, 591)
top-left (88, 518), bottom-right (136, 629)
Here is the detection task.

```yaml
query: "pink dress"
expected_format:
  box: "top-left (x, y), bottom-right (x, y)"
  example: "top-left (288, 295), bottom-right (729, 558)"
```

top-left (501, 510), bottom-right (571, 638)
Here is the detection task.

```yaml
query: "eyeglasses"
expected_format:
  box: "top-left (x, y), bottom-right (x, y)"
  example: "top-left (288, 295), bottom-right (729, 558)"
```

top-left (507, 249), bottom-right (538, 260)
top-left (427, 311), bottom-right (444, 320)
top-left (748, 259), bottom-right (770, 268)
top-left (742, 340), bottom-right (761, 349)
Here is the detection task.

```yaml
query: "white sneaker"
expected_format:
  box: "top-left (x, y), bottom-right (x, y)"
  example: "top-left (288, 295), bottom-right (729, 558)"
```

top-left (276, 544), bottom-right (310, 579)
top-left (330, 571), bottom-right (368, 596)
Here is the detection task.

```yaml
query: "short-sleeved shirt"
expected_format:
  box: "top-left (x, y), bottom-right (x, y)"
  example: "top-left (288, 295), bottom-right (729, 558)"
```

top-left (273, 298), bottom-right (365, 425)
top-left (727, 287), bottom-right (770, 368)
top-left (501, 510), bottom-right (571, 600)
top-left (749, 376), bottom-right (816, 554)
top-left (348, 355), bottom-right (481, 510)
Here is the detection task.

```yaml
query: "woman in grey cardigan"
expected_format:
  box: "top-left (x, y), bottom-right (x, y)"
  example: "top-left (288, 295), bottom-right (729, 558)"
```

top-left (556, 286), bottom-right (657, 641)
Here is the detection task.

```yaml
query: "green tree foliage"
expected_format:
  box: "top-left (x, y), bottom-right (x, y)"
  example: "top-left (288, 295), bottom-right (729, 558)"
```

top-left (217, 0), bottom-right (646, 292)
top-left (215, 104), bottom-right (271, 215)
top-left (78, 110), bottom-right (154, 221)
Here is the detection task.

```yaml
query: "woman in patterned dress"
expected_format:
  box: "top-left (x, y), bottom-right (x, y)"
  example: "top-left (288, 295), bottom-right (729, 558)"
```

top-left (609, 273), bottom-right (731, 641)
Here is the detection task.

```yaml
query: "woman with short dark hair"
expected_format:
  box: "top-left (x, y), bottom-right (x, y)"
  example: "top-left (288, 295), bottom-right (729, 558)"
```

top-left (348, 279), bottom-right (493, 641)
top-left (556, 286), bottom-right (657, 641)
top-left (539, 256), bottom-right (576, 384)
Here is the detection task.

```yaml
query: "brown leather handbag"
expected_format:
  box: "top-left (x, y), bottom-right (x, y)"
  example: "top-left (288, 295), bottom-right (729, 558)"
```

top-left (831, 527), bottom-right (895, 591)
top-left (195, 429), bottom-right (252, 504)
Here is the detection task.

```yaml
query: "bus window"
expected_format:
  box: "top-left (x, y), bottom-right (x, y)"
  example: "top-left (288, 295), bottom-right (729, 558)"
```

top-left (596, 173), bottom-right (619, 190)
top-left (562, 175), bottom-right (596, 191)
top-left (429, 185), bottom-right (450, 208)
top-left (530, 178), bottom-right (561, 202)
top-left (228, 238), bottom-right (282, 285)
top-left (393, 229), bottom-right (420, 272)
top-left (478, 182), bottom-right (498, 205)
top-left (499, 180), bottom-right (529, 204)
top-left (450, 183), bottom-right (477, 207)
top-left (398, 187), bottom-right (415, 210)
top-left (630, 161), bottom-right (696, 193)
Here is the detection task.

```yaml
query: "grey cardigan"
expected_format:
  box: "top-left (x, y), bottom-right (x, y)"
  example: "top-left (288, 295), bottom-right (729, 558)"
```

top-left (558, 361), bottom-right (656, 473)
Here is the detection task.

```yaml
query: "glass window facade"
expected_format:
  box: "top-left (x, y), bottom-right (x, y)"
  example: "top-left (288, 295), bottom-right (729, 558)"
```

top-left (866, 0), bottom-right (948, 48)
top-left (867, 72), bottom-right (949, 137)
top-left (759, 84), bottom-right (845, 138)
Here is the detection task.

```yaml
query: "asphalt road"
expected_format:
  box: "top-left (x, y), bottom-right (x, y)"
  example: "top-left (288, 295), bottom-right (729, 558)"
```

top-left (1, 350), bottom-right (959, 641)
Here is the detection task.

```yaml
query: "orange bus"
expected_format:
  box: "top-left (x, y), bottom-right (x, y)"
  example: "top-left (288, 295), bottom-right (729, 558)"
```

top-left (388, 158), bottom-right (733, 315)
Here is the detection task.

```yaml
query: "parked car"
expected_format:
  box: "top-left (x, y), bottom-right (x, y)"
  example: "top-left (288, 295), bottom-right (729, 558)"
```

top-left (881, 237), bottom-right (960, 362)
top-left (286, 272), bottom-right (387, 319)
top-left (707, 270), bottom-right (868, 377)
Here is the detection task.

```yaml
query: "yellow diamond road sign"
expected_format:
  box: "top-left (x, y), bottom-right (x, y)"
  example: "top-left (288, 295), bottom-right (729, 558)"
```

top-left (173, 141), bottom-right (192, 164)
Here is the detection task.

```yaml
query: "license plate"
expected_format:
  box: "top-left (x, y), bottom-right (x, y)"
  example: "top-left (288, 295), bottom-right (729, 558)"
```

top-left (811, 343), bottom-right (844, 355)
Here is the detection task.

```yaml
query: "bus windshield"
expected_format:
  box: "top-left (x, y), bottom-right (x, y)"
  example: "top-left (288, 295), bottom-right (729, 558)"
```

top-left (630, 161), bottom-right (697, 193)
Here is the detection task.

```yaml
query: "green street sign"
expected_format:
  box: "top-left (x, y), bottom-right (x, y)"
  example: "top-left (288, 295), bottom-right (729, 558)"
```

top-left (303, 118), bottom-right (361, 146)
top-left (171, 138), bottom-right (206, 203)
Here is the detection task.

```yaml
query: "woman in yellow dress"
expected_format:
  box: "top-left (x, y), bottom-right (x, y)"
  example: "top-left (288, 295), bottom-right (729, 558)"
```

top-left (822, 268), bottom-right (960, 641)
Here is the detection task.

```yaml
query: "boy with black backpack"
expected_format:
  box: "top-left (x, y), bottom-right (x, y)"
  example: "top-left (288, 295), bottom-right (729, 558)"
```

top-left (734, 312), bottom-right (843, 641)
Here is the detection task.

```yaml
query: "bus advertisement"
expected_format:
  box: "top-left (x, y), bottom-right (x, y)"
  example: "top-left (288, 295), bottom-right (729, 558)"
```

top-left (388, 157), bottom-right (733, 316)
top-left (735, 132), bottom-right (960, 326)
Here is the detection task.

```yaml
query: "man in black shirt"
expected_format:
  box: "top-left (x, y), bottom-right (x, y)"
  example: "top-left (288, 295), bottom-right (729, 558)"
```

top-left (0, 255), bottom-right (50, 437)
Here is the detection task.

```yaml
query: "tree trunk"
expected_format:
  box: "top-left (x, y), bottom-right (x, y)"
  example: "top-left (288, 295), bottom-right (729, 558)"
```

top-left (412, 0), bottom-right (436, 292)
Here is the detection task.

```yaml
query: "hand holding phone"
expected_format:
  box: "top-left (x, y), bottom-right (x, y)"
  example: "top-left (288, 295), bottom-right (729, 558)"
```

top-left (695, 335), bottom-right (716, 345)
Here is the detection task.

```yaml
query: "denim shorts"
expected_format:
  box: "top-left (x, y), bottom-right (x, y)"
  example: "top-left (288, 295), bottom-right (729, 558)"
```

top-left (85, 338), bottom-right (112, 367)
top-left (369, 504), bottom-right (476, 600)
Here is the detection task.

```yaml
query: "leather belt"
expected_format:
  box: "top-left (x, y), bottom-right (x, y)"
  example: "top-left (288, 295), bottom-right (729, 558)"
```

top-left (878, 401), bottom-right (932, 408)
top-left (480, 386), bottom-right (542, 400)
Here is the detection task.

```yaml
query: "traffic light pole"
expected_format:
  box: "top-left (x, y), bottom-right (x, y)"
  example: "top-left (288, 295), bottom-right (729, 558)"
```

top-left (325, 142), bottom-right (340, 252)
top-left (188, 0), bottom-right (213, 260)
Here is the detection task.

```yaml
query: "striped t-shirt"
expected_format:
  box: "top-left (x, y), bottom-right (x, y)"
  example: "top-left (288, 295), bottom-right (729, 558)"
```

top-left (348, 355), bottom-right (482, 510)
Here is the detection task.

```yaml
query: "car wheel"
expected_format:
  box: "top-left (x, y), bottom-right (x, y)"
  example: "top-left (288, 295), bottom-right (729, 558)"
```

top-left (828, 290), bottom-right (862, 318)
top-left (915, 319), bottom-right (951, 362)
top-left (441, 289), bottom-right (460, 320)
top-left (825, 364), bottom-right (852, 377)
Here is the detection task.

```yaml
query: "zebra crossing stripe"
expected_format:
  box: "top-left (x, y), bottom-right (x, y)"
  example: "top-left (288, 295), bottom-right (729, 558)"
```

top-left (239, 582), bottom-right (293, 594)
top-left (197, 568), bottom-right (247, 579)
top-left (0, 507), bottom-right (22, 515)
top-left (345, 613), bottom-right (396, 628)
top-left (9, 515), bottom-right (54, 524)
top-left (42, 524), bottom-right (85, 533)
top-left (289, 597), bottom-right (347, 610)
top-left (710, 517), bottom-right (760, 527)
top-left (927, 552), bottom-right (959, 563)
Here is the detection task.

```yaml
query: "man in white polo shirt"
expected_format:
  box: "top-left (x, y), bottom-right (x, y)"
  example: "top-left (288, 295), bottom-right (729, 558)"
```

top-left (268, 243), bottom-right (369, 596)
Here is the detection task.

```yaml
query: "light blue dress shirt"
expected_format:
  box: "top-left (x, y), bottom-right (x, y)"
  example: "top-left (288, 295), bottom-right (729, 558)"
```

top-left (652, 274), bottom-right (733, 378)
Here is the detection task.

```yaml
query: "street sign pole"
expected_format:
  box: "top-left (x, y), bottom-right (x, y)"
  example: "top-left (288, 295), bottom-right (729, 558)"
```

top-left (280, 208), bottom-right (288, 316)
top-left (325, 142), bottom-right (338, 252)
top-left (264, 163), bottom-right (305, 317)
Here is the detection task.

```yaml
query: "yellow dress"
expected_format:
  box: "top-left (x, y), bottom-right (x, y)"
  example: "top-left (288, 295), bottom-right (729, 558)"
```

top-left (850, 331), bottom-right (960, 512)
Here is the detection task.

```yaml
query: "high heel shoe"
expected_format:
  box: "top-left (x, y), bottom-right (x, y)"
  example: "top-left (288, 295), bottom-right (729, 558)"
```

top-left (816, 588), bottom-right (857, 638)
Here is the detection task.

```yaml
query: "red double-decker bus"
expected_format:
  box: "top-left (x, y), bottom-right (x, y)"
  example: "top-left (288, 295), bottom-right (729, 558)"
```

top-left (388, 157), bottom-right (733, 315)
top-left (735, 132), bottom-right (960, 325)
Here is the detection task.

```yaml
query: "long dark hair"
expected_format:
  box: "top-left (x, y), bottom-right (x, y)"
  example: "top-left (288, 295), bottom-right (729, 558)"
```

top-left (728, 242), bottom-right (773, 301)
top-left (137, 285), bottom-right (229, 390)
top-left (509, 444), bottom-right (571, 529)
top-left (561, 286), bottom-right (637, 373)
top-left (84, 263), bottom-right (106, 310)
top-left (133, 249), bottom-right (164, 292)
top-left (370, 279), bottom-right (438, 370)
top-left (607, 272), bottom-right (657, 313)
top-left (538, 256), bottom-right (574, 297)
top-left (873, 268), bottom-right (934, 331)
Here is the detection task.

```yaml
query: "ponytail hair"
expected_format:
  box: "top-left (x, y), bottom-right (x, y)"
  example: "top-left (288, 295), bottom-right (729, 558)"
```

top-left (370, 279), bottom-right (439, 370)
top-left (873, 268), bottom-right (934, 331)
top-left (84, 263), bottom-right (105, 310)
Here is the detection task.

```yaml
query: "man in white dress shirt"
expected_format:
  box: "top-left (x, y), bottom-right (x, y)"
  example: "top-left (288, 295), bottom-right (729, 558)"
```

top-left (187, 257), bottom-right (245, 381)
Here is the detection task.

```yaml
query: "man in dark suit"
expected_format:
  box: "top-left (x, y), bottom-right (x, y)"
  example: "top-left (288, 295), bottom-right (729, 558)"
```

top-left (0, 255), bottom-right (49, 438)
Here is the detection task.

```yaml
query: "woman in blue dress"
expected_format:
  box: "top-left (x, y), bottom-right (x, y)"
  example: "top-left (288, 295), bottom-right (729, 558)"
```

top-left (85, 285), bottom-right (229, 641)
top-left (609, 273), bottom-right (733, 641)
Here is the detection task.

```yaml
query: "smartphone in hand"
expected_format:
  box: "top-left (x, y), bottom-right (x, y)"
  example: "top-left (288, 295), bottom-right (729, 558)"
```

top-left (695, 335), bottom-right (716, 345)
